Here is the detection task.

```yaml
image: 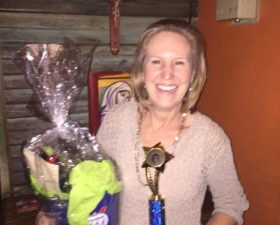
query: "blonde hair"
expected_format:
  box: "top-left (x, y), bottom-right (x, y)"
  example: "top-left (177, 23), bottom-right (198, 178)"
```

top-left (130, 18), bottom-right (206, 112)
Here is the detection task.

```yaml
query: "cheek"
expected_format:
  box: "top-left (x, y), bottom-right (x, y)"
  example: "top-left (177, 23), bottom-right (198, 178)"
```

top-left (144, 67), bottom-right (157, 83)
top-left (177, 69), bottom-right (193, 84)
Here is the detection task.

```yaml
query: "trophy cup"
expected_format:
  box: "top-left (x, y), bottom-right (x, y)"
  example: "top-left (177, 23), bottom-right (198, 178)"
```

top-left (142, 143), bottom-right (174, 225)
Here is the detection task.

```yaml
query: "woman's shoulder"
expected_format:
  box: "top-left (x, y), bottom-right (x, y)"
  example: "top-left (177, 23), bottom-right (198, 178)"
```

top-left (101, 100), bottom-right (138, 128)
top-left (97, 101), bottom-right (138, 139)
top-left (192, 111), bottom-right (230, 142)
top-left (106, 100), bottom-right (138, 117)
top-left (191, 112), bottom-right (233, 164)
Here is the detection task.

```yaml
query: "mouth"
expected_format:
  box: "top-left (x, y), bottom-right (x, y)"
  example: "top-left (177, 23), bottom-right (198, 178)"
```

top-left (156, 84), bottom-right (177, 92)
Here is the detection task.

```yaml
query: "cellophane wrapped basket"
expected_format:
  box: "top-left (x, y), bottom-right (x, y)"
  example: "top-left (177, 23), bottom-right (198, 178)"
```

top-left (14, 43), bottom-right (121, 225)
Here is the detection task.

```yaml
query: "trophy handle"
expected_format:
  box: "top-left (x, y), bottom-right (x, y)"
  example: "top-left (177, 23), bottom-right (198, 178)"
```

top-left (145, 167), bottom-right (160, 196)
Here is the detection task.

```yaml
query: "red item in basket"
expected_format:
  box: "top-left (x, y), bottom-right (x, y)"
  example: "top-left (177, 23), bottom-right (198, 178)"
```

top-left (15, 198), bottom-right (39, 213)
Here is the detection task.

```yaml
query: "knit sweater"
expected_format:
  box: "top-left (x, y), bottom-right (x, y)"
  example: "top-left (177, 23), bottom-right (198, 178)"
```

top-left (97, 101), bottom-right (249, 225)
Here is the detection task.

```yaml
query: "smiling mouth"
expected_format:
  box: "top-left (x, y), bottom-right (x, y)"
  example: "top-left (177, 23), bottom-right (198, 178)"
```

top-left (156, 84), bottom-right (177, 92)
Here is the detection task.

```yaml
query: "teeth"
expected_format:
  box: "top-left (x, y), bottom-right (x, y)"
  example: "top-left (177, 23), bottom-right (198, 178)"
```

top-left (157, 85), bottom-right (177, 91)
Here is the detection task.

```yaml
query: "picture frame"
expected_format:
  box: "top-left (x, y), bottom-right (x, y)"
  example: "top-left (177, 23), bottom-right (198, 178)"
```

top-left (87, 71), bottom-right (132, 134)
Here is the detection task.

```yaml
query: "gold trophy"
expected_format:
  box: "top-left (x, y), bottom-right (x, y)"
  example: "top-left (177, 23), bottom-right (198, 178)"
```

top-left (142, 143), bottom-right (174, 225)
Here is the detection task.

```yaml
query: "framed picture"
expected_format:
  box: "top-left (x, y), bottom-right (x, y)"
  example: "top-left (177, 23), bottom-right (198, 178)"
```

top-left (88, 71), bottom-right (132, 133)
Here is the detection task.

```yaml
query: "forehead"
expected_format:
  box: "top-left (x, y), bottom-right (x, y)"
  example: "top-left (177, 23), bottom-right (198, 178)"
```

top-left (146, 31), bottom-right (190, 55)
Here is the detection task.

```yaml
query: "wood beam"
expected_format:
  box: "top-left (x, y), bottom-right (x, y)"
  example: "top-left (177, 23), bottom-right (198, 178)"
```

top-left (0, 43), bottom-right (11, 197)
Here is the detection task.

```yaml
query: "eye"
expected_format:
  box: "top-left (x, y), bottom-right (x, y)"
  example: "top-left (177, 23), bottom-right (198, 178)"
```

top-left (151, 59), bottom-right (161, 65)
top-left (175, 60), bottom-right (185, 65)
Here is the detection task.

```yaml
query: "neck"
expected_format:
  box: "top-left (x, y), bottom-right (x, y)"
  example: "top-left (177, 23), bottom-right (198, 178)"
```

top-left (143, 107), bottom-right (183, 131)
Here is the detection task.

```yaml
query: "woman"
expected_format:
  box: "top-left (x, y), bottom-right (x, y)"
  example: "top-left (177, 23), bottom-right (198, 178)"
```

top-left (97, 19), bottom-right (249, 225)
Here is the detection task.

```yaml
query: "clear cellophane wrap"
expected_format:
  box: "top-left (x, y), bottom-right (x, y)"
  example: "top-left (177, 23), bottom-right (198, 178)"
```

top-left (15, 43), bottom-right (121, 225)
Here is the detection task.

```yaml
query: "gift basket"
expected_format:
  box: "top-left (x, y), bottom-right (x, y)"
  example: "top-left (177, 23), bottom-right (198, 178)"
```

top-left (14, 43), bottom-right (121, 225)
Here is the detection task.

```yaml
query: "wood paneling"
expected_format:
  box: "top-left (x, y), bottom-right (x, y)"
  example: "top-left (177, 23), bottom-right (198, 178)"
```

top-left (0, 43), bottom-right (12, 197)
top-left (0, 0), bottom-right (197, 17)
top-left (7, 113), bottom-right (88, 132)
top-left (6, 100), bottom-right (88, 118)
top-left (4, 88), bottom-right (88, 104)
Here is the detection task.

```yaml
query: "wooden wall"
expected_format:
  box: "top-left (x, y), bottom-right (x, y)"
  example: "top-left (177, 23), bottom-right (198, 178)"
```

top-left (0, 0), bottom-right (197, 197)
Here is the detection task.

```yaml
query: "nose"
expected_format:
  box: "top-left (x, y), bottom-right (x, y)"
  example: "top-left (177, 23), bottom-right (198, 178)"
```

top-left (161, 62), bottom-right (174, 80)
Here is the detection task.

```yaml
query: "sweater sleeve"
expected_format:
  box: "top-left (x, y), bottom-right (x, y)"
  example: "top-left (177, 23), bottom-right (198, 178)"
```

top-left (205, 126), bottom-right (249, 225)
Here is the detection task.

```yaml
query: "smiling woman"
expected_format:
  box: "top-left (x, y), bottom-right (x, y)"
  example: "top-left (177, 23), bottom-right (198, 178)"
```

top-left (97, 18), bottom-right (249, 225)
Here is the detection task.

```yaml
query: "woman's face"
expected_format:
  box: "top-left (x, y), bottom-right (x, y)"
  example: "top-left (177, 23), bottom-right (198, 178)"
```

top-left (143, 31), bottom-right (193, 113)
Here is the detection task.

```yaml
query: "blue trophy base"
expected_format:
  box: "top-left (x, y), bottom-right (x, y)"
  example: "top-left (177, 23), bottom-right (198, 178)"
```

top-left (149, 198), bottom-right (165, 225)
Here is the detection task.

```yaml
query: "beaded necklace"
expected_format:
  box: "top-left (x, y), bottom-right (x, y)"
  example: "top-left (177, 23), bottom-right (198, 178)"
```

top-left (133, 109), bottom-right (187, 186)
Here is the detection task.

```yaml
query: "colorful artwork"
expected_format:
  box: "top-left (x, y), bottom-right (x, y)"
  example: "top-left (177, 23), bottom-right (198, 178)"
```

top-left (88, 72), bottom-right (133, 133)
top-left (98, 76), bottom-right (132, 120)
